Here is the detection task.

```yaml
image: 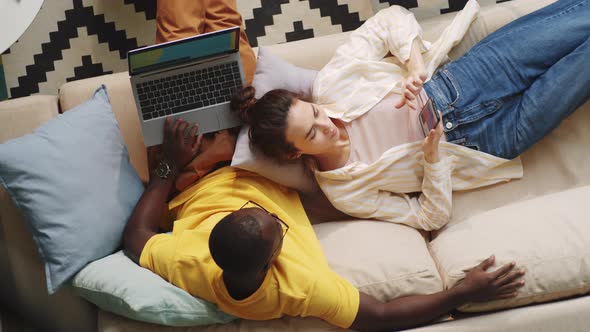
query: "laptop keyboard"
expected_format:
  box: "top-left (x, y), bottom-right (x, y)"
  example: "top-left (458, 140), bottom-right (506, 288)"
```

top-left (136, 61), bottom-right (243, 120)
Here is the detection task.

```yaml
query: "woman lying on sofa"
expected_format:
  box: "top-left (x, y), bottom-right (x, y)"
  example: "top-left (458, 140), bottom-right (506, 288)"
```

top-left (126, 1), bottom-right (528, 332)
top-left (233, 0), bottom-right (590, 231)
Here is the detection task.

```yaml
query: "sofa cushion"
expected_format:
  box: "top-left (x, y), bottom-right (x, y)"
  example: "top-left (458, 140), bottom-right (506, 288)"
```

top-left (72, 251), bottom-right (236, 327)
top-left (430, 185), bottom-right (590, 312)
top-left (314, 220), bottom-right (442, 302)
top-left (232, 47), bottom-right (319, 193)
top-left (59, 72), bottom-right (150, 183)
top-left (251, 47), bottom-right (317, 101)
top-left (0, 85), bottom-right (144, 294)
top-left (0, 95), bottom-right (59, 143)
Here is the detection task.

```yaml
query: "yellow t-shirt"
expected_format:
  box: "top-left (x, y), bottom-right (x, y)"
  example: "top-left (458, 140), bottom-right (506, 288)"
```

top-left (139, 167), bottom-right (359, 328)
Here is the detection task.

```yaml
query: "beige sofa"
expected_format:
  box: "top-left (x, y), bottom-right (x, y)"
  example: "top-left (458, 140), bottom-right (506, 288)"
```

top-left (2, 0), bottom-right (590, 331)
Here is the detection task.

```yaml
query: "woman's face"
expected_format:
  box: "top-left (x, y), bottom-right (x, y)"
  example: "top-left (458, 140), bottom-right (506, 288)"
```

top-left (285, 99), bottom-right (339, 157)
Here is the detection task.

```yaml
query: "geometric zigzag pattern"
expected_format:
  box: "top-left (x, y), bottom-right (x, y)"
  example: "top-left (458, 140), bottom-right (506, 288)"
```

top-left (7, 0), bottom-right (155, 98)
top-left (1, 0), bottom-right (512, 99)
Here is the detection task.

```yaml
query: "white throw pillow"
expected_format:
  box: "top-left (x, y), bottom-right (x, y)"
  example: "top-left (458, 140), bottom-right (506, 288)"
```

top-left (430, 185), bottom-right (590, 312)
top-left (231, 47), bottom-right (319, 193)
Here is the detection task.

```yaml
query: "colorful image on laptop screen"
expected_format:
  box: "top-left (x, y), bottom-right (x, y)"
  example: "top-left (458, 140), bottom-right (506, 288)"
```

top-left (128, 29), bottom-right (238, 75)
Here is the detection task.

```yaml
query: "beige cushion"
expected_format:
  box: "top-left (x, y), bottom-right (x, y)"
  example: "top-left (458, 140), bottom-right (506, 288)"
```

top-left (59, 72), bottom-right (149, 183)
top-left (0, 95), bottom-right (59, 143)
top-left (314, 220), bottom-right (442, 302)
top-left (430, 185), bottom-right (590, 312)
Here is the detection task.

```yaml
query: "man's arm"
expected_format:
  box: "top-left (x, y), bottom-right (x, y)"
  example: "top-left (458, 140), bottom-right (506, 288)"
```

top-left (352, 289), bottom-right (462, 332)
top-left (123, 118), bottom-right (202, 263)
top-left (123, 172), bottom-right (178, 263)
top-left (350, 256), bottom-right (525, 332)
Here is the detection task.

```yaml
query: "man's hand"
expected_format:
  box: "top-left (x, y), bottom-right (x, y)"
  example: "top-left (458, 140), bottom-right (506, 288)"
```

top-left (196, 129), bottom-right (236, 165)
top-left (162, 117), bottom-right (203, 170)
top-left (395, 70), bottom-right (428, 111)
top-left (350, 255), bottom-right (525, 332)
top-left (422, 112), bottom-right (443, 164)
top-left (453, 255), bottom-right (526, 303)
top-left (175, 129), bottom-right (237, 192)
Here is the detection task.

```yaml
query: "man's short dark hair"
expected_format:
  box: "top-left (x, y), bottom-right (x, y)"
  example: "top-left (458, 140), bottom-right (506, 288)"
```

top-left (209, 211), bottom-right (274, 274)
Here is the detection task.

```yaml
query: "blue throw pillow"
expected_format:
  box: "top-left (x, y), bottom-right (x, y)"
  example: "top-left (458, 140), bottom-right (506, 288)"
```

top-left (72, 251), bottom-right (236, 326)
top-left (0, 85), bottom-right (144, 294)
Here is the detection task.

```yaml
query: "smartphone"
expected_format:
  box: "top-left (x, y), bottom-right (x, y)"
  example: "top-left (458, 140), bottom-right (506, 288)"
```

top-left (419, 98), bottom-right (440, 137)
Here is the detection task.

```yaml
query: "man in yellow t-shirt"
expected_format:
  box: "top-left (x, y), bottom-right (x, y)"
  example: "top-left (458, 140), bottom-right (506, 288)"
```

top-left (124, 116), bottom-right (526, 331)
top-left (124, 117), bottom-right (359, 328)
top-left (140, 165), bottom-right (358, 327)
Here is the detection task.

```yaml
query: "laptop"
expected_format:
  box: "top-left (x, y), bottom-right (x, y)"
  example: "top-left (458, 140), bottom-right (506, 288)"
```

top-left (128, 26), bottom-right (245, 147)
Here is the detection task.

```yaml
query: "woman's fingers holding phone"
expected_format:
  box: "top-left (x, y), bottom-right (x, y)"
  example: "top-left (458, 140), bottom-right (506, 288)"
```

top-left (435, 111), bottom-right (444, 137)
top-left (423, 113), bottom-right (443, 164)
top-left (423, 130), bottom-right (440, 164)
top-left (428, 113), bottom-right (444, 142)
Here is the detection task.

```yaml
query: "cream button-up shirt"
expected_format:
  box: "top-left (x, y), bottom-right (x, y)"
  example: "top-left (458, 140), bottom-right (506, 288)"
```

top-left (312, 1), bottom-right (523, 231)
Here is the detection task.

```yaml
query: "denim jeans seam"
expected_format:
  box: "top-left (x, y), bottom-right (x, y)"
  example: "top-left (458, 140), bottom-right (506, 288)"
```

top-left (454, 100), bottom-right (503, 125)
top-left (447, 137), bottom-right (466, 146)
top-left (465, 0), bottom-right (589, 56)
top-left (440, 69), bottom-right (461, 107)
top-left (448, 131), bottom-right (480, 151)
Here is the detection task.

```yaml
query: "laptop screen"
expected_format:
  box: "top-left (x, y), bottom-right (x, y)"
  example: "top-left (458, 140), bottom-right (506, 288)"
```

top-left (128, 26), bottom-right (239, 75)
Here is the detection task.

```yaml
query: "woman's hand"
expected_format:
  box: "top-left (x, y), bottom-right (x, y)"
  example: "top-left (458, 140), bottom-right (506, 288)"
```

top-left (452, 255), bottom-right (526, 303)
top-left (422, 113), bottom-right (443, 164)
top-left (395, 70), bottom-right (428, 111)
top-left (162, 117), bottom-right (203, 171)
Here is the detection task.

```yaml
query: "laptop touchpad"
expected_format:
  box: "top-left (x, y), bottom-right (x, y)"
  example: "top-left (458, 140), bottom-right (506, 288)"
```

top-left (187, 110), bottom-right (219, 134)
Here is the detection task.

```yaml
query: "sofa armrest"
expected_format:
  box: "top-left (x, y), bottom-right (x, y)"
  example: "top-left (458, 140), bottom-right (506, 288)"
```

top-left (0, 94), bottom-right (98, 330)
top-left (0, 95), bottom-right (59, 143)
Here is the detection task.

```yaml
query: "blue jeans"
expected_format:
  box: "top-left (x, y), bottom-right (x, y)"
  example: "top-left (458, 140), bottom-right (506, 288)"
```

top-left (423, 0), bottom-right (590, 159)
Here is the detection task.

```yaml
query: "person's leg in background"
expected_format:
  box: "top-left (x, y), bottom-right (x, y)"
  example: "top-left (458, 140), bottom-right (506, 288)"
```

top-left (204, 0), bottom-right (256, 85)
top-left (148, 0), bottom-right (255, 190)
top-left (155, 0), bottom-right (256, 84)
top-left (155, 0), bottom-right (206, 44)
